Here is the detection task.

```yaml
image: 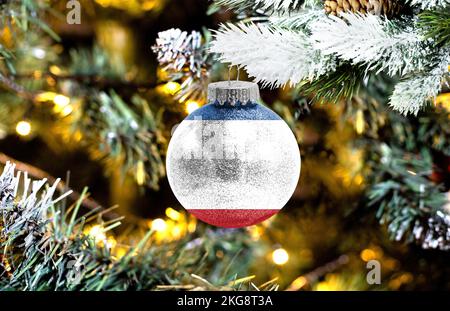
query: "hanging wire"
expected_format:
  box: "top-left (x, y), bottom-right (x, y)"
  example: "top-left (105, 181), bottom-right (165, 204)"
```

top-left (228, 65), bottom-right (241, 83)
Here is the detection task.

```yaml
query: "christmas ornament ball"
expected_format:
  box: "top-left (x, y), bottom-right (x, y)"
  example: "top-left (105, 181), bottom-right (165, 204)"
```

top-left (166, 81), bottom-right (301, 228)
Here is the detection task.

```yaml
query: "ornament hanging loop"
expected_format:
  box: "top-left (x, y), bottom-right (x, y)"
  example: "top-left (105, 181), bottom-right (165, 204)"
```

top-left (227, 65), bottom-right (241, 84)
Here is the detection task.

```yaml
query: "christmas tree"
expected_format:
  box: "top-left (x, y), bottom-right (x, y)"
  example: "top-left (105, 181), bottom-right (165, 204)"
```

top-left (1, 0), bottom-right (449, 291)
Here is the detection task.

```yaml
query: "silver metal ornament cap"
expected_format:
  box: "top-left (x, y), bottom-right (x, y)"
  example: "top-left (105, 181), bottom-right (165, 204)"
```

top-left (208, 81), bottom-right (260, 107)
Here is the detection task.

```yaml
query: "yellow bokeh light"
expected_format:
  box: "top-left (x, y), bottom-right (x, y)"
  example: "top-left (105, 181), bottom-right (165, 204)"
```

top-left (16, 121), bottom-right (32, 137)
top-left (185, 100), bottom-right (200, 114)
top-left (35, 91), bottom-right (58, 103)
top-left (171, 226), bottom-right (182, 239)
top-left (49, 65), bottom-right (62, 75)
top-left (165, 207), bottom-right (181, 221)
top-left (248, 226), bottom-right (264, 241)
top-left (272, 248), bottom-right (289, 265)
top-left (187, 219), bottom-right (197, 233)
top-left (33, 70), bottom-right (42, 79)
top-left (136, 161), bottom-right (146, 186)
top-left (355, 109), bottom-right (365, 135)
top-left (54, 94), bottom-right (70, 108)
top-left (94, 0), bottom-right (161, 13)
top-left (436, 93), bottom-right (450, 112)
top-left (163, 81), bottom-right (181, 95)
top-left (115, 247), bottom-right (128, 259)
top-left (316, 282), bottom-right (332, 291)
top-left (288, 276), bottom-right (308, 291)
top-left (60, 105), bottom-right (73, 117)
top-left (142, 0), bottom-right (157, 10)
top-left (105, 236), bottom-right (117, 249)
top-left (151, 218), bottom-right (167, 232)
top-left (360, 248), bottom-right (377, 262)
top-left (36, 92), bottom-right (70, 112)
top-left (88, 225), bottom-right (106, 242)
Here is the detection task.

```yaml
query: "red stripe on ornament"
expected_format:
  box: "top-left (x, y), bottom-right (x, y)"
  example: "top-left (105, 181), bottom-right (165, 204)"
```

top-left (188, 209), bottom-right (279, 228)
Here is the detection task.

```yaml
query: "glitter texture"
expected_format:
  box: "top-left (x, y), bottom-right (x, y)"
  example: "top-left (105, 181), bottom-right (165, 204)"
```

top-left (166, 100), bottom-right (301, 227)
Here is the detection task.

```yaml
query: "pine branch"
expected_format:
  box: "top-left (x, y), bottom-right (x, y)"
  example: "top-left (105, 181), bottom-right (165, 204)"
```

top-left (0, 73), bottom-right (36, 102)
top-left (0, 163), bottom-right (255, 290)
top-left (212, 0), bottom-right (306, 14)
top-left (0, 0), bottom-right (60, 75)
top-left (389, 54), bottom-right (449, 115)
top-left (368, 146), bottom-right (450, 250)
top-left (152, 28), bottom-right (214, 102)
top-left (406, 0), bottom-right (450, 10)
top-left (210, 22), bottom-right (336, 88)
top-left (416, 108), bottom-right (450, 156)
top-left (0, 153), bottom-right (120, 220)
top-left (268, 6), bottom-right (328, 30)
top-left (418, 10), bottom-right (450, 47)
top-left (310, 12), bottom-right (436, 77)
top-left (297, 64), bottom-right (366, 104)
top-left (287, 255), bottom-right (349, 290)
top-left (76, 91), bottom-right (166, 190)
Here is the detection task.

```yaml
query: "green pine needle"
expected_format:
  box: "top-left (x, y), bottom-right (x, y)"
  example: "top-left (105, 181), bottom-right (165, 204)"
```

top-left (298, 65), bottom-right (366, 104)
top-left (418, 10), bottom-right (450, 47)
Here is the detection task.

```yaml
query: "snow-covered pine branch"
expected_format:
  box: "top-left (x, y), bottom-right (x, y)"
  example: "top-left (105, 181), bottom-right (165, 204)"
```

top-left (268, 6), bottom-right (328, 30)
top-left (210, 22), bottom-right (336, 87)
top-left (389, 54), bottom-right (450, 115)
top-left (0, 162), bottom-right (72, 244)
top-left (310, 12), bottom-right (434, 77)
top-left (213, 0), bottom-right (305, 13)
top-left (407, 0), bottom-right (450, 10)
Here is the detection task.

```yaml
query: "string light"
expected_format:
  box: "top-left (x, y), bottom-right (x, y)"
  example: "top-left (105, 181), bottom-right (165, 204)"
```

top-left (287, 276), bottom-right (308, 291)
top-left (36, 92), bottom-right (70, 112)
top-left (32, 47), bottom-right (46, 59)
top-left (16, 121), bottom-right (32, 137)
top-left (35, 92), bottom-right (72, 116)
top-left (105, 236), bottom-right (117, 249)
top-left (171, 226), bottom-right (182, 239)
top-left (272, 248), bottom-right (289, 265)
top-left (187, 219), bottom-right (197, 233)
top-left (95, 0), bottom-right (160, 12)
top-left (435, 92), bottom-right (450, 110)
top-left (360, 249), bottom-right (376, 262)
top-left (36, 91), bottom-right (58, 102)
top-left (185, 100), bottom-right (200, 114)
top-left (49, 65), bottom-right (62, 75)
top-left (33, 70), bottom-right (42, 79)
top-left (60, 105), bottom-right (73, 117)
top-left (86, 225), bottom-right (117, 249)
top-left (53, 94), bottom-right (70, 108)
top-left (165, 207), bottom-right (181, 221)
top-left (151, 218), bottom-right (167, 232)
top-left (136, 161), bottom-right (146, 185)
top-left (355, 109), bottom-right (365, 135)
top-left (162, 81), bottom-right (181, 95)
top-left (360, 246), bottom-right (383, 262)
top-left (114, 247), bottom-right (128, 259)
top-left (88, 225), bottom-right (107, 242)
top-left (248, 226), bottom-right (264, 241)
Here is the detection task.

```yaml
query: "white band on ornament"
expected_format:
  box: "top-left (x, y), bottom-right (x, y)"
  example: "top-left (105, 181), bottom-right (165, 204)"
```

top-left (208, 81), bottom-right (260, 106)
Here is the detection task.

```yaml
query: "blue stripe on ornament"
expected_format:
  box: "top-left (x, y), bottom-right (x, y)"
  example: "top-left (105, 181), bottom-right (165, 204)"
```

top-left (186, 102), bottom-right (282, 121)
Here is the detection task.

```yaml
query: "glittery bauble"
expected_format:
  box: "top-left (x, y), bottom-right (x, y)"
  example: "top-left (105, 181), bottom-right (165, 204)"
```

top-left (166, 81), bottom-right (301, 228)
